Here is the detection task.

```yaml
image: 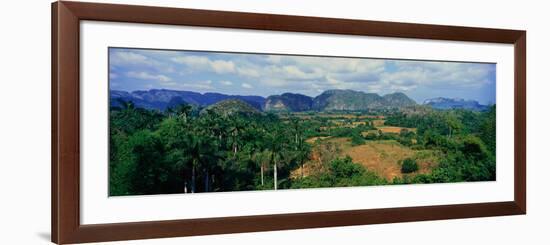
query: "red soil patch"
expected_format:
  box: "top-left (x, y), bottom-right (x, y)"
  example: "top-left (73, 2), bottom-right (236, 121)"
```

top-left (294, 137), bottom-right (438, 181)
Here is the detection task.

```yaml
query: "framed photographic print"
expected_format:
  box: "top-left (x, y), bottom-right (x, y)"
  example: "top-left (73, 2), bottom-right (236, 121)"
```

top-left (52, 1), bottom-right (526, 244)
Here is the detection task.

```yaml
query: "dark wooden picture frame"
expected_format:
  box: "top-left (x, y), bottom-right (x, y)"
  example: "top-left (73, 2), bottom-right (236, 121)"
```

top-left (51, 1), bottom-right (526, 244)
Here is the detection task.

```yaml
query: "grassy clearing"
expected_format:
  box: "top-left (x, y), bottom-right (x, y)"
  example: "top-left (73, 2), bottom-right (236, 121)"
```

top-left (305, 136), bottom-right (331, 144)
top-left (361, 126), bottom-right (416, 137)
top-left (377, 126), bottom-right (417, 134)
top-left (372, 119), bottom-right (386, 127)
top-left (297, 137), bottom-right (440, 181)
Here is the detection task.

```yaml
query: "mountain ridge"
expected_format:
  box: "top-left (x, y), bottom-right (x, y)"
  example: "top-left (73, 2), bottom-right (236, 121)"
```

top-left (422, 97), bottom-right (489, 111)
top-left (111, 89), bottom-right (266, 111)
top-left (110, 88), bottom-right (488, 112)
top-left (264, 93), bottom-right (314, 112)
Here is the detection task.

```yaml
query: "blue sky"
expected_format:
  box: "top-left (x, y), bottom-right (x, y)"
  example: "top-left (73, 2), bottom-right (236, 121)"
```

top-left (109, 47), bottom-right (496, 104)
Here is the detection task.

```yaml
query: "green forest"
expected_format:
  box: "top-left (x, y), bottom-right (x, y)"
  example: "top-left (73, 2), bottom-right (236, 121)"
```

top-left (109, 100), bottom-right (496, 196)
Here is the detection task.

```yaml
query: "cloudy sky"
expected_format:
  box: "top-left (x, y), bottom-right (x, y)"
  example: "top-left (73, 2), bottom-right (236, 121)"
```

top-left (109, 47), bottom-right (496, 104)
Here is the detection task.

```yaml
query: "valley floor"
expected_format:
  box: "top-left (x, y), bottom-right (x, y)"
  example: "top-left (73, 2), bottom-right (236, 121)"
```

top-left (296, 137), bottom-right (440, 181)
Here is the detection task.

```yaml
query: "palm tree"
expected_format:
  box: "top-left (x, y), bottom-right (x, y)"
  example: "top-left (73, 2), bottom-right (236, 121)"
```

top-left (168, 148), bottom-right (191, 193)
top-left (444, 113), bottom-right (461, 138)
top-left (266, 129), bottom-right (286, 190)
top-left (289, 117), bottom-right (301, 145)
top-left (202, 150), bottom-right (222, 192)
top-left (251, 147), bottom-right (271, 187)
top-left (270, 150), bottom-right (279, 190)
top-left (185, 133), bottom-right (219, 193)
top-left (204, 112), bottom-right (225, 142)
top-left (228, 117), bottom-right (245, 156)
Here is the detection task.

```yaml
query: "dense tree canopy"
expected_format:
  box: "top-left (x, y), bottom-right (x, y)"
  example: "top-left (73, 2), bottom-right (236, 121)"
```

top-left (109, 102), bottom-right (496, 195)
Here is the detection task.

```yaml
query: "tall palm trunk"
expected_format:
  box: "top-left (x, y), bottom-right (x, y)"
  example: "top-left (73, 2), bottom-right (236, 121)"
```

top-left (273, 161), bottom-right (278, 190)
top-left (232, 131), bottom-right (238, 156)
top-left (260, 165), bottom-right (264, 186)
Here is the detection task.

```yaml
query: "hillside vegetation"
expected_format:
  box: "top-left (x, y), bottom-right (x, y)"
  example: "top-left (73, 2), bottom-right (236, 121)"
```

top-left (109, 97), bottom-right (496, 196)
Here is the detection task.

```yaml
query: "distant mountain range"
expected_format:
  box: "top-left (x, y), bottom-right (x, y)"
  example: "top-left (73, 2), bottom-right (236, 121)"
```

top-left (110, 89), bottom-right (489, 112)
top-left (111, 89), bottom-right (265, 111)
top-left (422, 97), bottom-right (489, 111)
top-left (311, 90), bottom-right (416, 111)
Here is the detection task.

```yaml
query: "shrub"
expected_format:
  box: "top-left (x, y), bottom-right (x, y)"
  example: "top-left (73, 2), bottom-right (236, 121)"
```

top-left (350, 133), bottom-right (366, 146)
top-left (379, 132), bottom-right (399, 140)
top-left (330, 156), bottom-right (365, 178)
top-left (365, 132), bottom-right (378, 140)
top-left (398, 137), bottom-right (412, 146)
top-left (401, 158), bottom-right (418, 173)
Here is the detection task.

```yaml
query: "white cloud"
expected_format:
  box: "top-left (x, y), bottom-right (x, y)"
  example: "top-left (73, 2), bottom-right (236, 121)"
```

top-left (110, 50), bottom-right (175, 73)
top-left (233, 56), bottom-right (388, 93)
top-left (211, 60), bottom-right (235, 73)
top-left (282, 65), bottom-right (318, 79)
top-left (379, 61), bottom-right (494, 91)
top-left (111, 48), bottom-right (494, 101)
top-left (171, 55), bottom-right (209, 66)
top-left (237, 67), bottom-right (260, 77)
top-left (365, 84), bottom-right (384, 93)
top-left (110, 51), bottom-right (153, 66)
top-left (162, 80), bottom-right (214, 91)
top-left (265, 55), bottom-right (282, 64)
top-left (260, 78), bottom-right (288, 88)
top-left (172, 56), bottom-right (235, 74)
top-left (274, 56), bottom-right (385, 74)
top-left (126, 71), bottom-right (172, 82)
top-left (326, 76), bottom-right (344, 87)
top-left (262, 65), bottom-right (323, 81)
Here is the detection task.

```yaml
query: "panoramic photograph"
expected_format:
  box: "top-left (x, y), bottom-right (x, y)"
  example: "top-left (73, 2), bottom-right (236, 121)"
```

top-left (108, 47), bottom-right (496, 196)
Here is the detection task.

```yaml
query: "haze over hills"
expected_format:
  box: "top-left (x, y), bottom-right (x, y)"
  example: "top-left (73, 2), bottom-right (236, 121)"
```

top-left (110, 88), bottom-right (489, 112)
top-left (422, 97), bottom-right (489, 111)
